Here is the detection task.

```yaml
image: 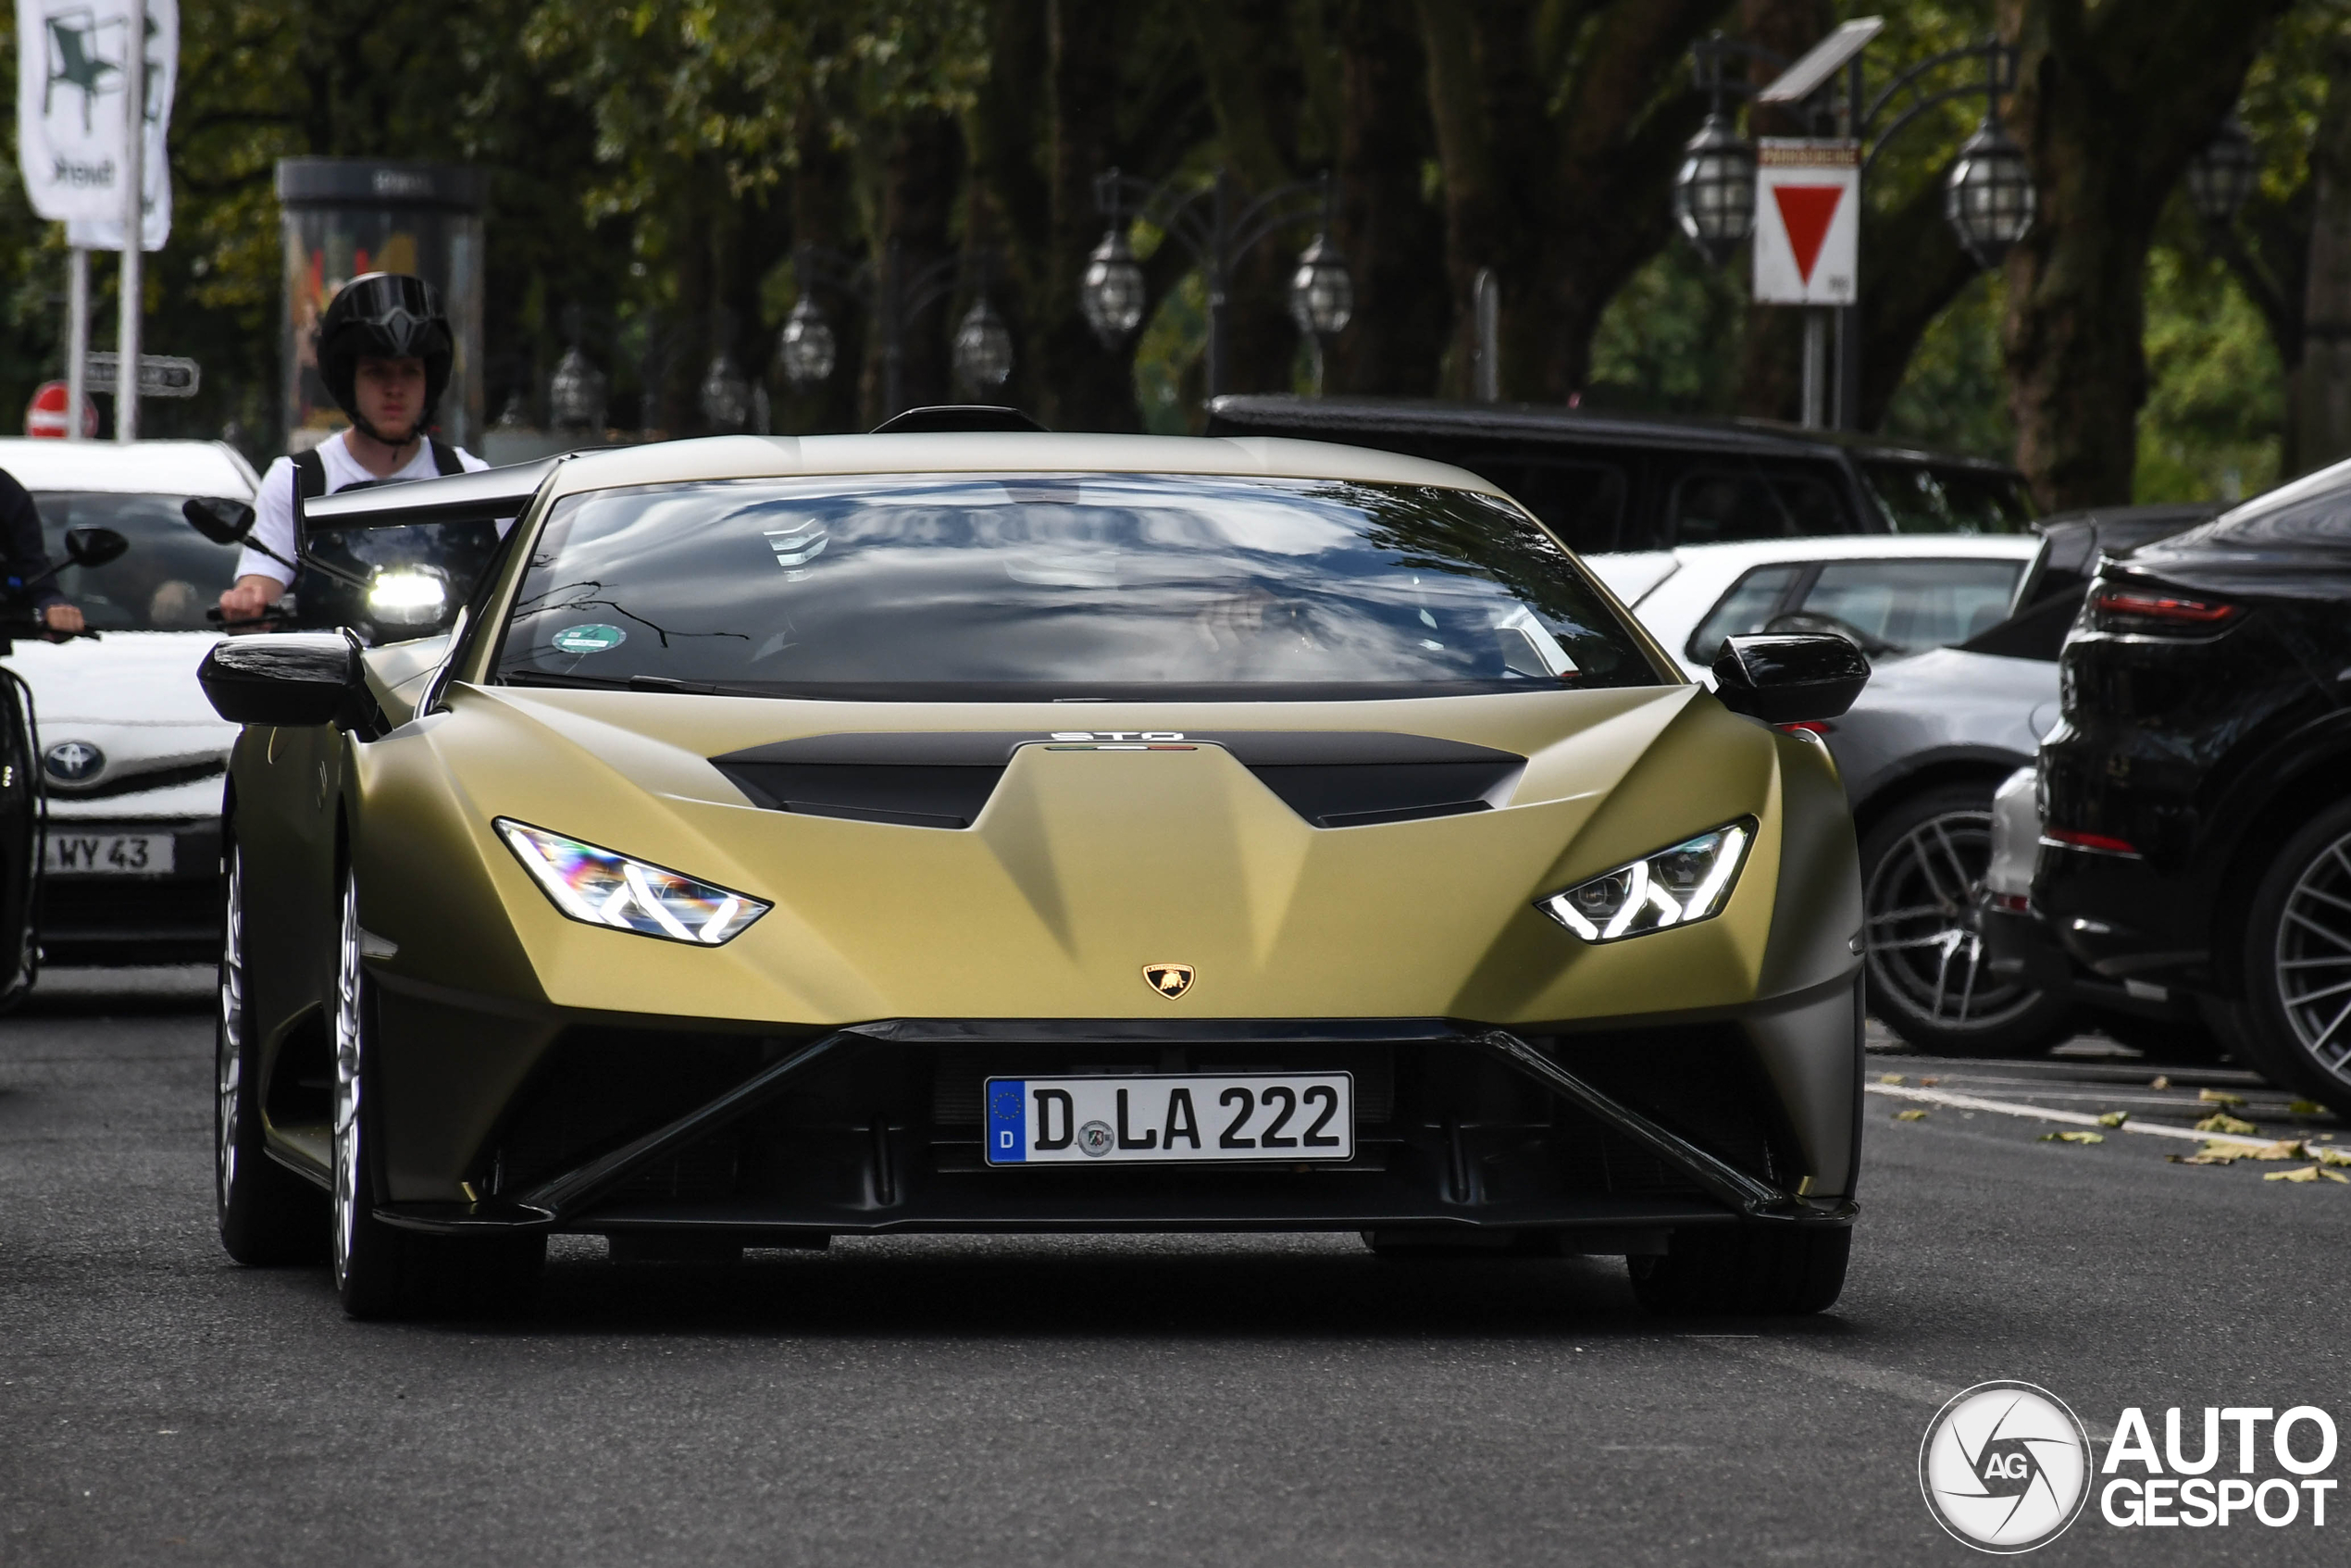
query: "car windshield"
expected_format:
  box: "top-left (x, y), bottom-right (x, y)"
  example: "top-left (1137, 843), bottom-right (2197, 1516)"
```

top-left (1862, 462), bottom-right (2034, 535)
top-left (33, 492), bottom-right (245, 631)
top-left (492, 472), bottom-right (1668, 700)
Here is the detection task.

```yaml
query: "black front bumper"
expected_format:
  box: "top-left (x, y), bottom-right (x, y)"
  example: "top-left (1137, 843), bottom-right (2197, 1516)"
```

top-left (372, 1014), bottom-right (1859, 1246)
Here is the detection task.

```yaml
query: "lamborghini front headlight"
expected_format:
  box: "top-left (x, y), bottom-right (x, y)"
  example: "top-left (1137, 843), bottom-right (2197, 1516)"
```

top-left (495, 819), bottom-right (768, 946)
top-left (1536, 819), bottom-right (1755, 943)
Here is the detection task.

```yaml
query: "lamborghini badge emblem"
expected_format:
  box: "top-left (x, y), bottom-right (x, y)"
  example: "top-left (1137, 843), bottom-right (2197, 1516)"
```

top-left (1143, 963), bottom-right (1195, 1000)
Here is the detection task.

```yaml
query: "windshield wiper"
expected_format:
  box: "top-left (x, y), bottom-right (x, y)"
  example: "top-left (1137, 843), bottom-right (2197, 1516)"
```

top-left (502, 668), bottom-right (782, 698)
top-left (502, 668), bottom-right (634, 690)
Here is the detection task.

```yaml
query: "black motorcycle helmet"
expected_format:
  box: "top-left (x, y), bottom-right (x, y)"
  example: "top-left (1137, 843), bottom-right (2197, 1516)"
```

top-left (316, 272), bottom-right (454, 442)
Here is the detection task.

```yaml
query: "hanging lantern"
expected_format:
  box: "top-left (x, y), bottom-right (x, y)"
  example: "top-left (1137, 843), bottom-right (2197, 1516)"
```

top-left (1945, 119), bottom-right (2037, 268)
top-left (699, 351), bottom-right (753, 433)
top-left (2184, 114), bottom-right (2259, 226)
top-left (778, 296), bottom-right (838, 391)
top-left (546, 346), bottom-right (607, 430)
top-left (952, 297), bottom-right (1015, 392)
top-left (1287, 233), bottom-right (1354, 339)
top-left (1079, 229), bottom-right (1148, 346)
top-left (1672, 112), bottom-right (1757, 266)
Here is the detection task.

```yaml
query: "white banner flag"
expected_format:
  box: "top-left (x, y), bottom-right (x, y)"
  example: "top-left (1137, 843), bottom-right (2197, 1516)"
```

top-left (15, 0), bottom-right (177, 248)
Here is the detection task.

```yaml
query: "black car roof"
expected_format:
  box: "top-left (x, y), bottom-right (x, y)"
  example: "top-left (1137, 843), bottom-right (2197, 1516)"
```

top-left (1206, 394), bottom-right (2022, 479)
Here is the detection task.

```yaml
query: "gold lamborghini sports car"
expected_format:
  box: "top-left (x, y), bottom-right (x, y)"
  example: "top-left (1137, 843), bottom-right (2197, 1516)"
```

top-left (191, 419), bottom-right (1872, 1319)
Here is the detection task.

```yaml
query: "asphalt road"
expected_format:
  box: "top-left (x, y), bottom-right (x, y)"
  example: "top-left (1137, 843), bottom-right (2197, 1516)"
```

top-left (4, 975), bottom-right (2347, 1566)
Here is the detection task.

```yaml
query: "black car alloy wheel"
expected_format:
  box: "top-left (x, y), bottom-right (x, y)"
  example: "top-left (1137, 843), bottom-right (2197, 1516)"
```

top-left (215, 842), bottom-right (323, 1263)
top-left (2245, 799), bottom-right (2351, 1115)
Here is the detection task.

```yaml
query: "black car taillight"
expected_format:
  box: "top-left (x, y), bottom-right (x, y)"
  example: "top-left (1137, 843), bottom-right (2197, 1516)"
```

top-left (2090, 588), bottom-right (2240, 634)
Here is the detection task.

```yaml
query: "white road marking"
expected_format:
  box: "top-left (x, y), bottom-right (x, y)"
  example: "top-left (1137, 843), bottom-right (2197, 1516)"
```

top-left (1868, 1082), bottom-right (2281, 1149)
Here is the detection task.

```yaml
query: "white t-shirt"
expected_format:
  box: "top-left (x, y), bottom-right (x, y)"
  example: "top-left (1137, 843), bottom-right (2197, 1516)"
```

top-left (235, 430), bottom-right (490, 585)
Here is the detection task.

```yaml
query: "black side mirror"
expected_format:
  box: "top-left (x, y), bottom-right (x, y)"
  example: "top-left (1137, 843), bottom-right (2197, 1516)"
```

top-left (184, 496), bottom-right (256, 546)
top-left (1710, 634), bottom-right (1871, 725)
top-left (62, 526), bottom-right (128, 569)
top-left (197, 633), bottom-right (377, 731)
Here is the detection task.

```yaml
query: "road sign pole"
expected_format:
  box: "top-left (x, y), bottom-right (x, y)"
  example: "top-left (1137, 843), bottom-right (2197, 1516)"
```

top-left (1801, 307), bottom-right (1828, 429)
top-left (65, 248), bottom-right (89, 442)
top-left (117, 0), bottom-right (145, 444)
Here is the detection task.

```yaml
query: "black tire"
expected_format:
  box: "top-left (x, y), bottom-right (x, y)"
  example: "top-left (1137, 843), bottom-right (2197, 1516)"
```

top-left (1860, 783), bottom-right (2076, 1056)
top-left (2239, 799), bottom-right (2351, 1117)
top-left (216, 843), bottom-right (327, 1263)
top-left (330, 867), bottom-right (543, 1317)
top-left (1628, 1224), bottom-right (1850, 1316)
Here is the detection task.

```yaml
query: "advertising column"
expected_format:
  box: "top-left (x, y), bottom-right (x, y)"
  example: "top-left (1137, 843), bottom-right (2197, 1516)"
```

top-left (275, 159), bottom-right (487, 452)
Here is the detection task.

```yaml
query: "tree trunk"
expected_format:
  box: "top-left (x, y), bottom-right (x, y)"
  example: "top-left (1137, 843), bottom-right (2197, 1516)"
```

top-left (862, 112), bottom-right (963, 423)
top-left (1325, 0), bottom-right (1447, 395)
top-left (1998, 0), bottom-right (2294, 510)
top-left (2295, 38), bottom-right (2351, 473)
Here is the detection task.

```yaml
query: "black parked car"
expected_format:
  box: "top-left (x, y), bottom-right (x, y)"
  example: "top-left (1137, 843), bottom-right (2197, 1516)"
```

top-left (1205, 396), bottom-right (2034, 555)
top-left (2035, 467), bottom-right (2351, 1109)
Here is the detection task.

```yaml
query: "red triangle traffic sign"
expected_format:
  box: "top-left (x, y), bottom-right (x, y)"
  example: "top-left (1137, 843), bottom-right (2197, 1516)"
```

top-left (1773, 184), bottom-right (1846, 285)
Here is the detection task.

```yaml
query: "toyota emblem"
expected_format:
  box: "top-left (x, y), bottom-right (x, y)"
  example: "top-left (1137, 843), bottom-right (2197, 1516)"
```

top-left (43, 740), bottom-right (103, 783)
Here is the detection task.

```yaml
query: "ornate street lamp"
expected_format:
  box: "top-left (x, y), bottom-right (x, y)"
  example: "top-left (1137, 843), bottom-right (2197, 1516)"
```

top-left (1287, 231), bottom-right (1354, 340)
top-left (1086, 167), bottom-right (1351, 399)
top-left (546, 346), bottom-right (607, 431)
top-left (700, 349), bottom-right (753, 434)
top-left (2185, 113), bottom-right (2259, 226)
top-left (952, 296), bottom-right (1015, 392)
top-left (777, 296), bottom-right (838, 392)
top-left (1672, 112), bottom-right (1758, 266)
top-left (1079, 229), bottom-right (1148, 347)
top-left (1944, 118), bottom-right (2036, 268)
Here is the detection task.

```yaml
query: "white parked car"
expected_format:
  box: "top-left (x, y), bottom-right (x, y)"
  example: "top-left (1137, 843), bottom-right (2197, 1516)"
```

top-left (1586, 535), bottom-right (2045, 680)
top-left (0, 438), bottom-right (256, 966)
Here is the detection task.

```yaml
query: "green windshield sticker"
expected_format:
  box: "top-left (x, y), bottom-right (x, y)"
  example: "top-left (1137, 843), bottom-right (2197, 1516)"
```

top-left (552, 623), bottom-right (627, 654)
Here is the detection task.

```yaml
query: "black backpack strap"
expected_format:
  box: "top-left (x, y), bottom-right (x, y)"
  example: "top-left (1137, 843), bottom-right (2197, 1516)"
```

top-left (292, 449), bottom-right (328, 504)
top-left (429, 438), bottom-right (466, 477)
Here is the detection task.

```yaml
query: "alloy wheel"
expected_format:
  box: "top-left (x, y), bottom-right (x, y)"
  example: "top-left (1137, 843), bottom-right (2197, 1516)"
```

top-left (330, 875), bottom-right (364, 1289)
top-left (2272, 828), bottom-right (2351, 1084)
top-left (216, 849), bottom-right (245, 1206)
top-left (1865, 807), bottom-right (2041, 1031)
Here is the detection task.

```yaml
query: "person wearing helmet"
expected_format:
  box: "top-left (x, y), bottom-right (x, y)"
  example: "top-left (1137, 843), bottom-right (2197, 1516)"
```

top-left (216, 273), bottom-right (488, 622)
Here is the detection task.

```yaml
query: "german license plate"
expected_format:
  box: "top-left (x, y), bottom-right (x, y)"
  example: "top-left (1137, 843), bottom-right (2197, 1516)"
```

top-left (43, 831), bottom-right (174, 877)
top-left (985, 1073), bottom-right (1353, 1165)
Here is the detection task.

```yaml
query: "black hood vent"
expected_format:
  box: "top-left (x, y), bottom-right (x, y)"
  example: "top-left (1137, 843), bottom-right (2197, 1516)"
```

top-left (712, 731), bottom-right (1524, 830)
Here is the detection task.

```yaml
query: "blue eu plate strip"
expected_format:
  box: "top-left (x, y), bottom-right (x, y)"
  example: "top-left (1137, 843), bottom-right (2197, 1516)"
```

top-left (987, 1078), bottom-right (1026, 1164)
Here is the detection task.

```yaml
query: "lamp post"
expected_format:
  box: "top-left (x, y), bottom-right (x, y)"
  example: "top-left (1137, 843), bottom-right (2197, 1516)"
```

top-left (782, 243), bottom-right (1012, 417)
top-left (1672, 26), bottom-right (2031, 429)
top-left (2184, 113), bottom-right (2259, 227)
top-left (547, 306), bottom-right (609, 432)
top-left (1082, 168), bottom-right (1352, 401)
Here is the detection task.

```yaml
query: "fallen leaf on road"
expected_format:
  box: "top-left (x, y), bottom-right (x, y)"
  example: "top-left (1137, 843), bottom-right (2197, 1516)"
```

top-left (2196, 1113), bottom-right (2259, 1135)
top-left (2197, 1089), bottom-right (2248, 1106)
top-left (1878, 1074), bottom-right (1906, 1085)
top-left (2150, 1076), bottom-right (2171, 1090)
top-left (2041, 1130), bottom-right (2105, 1144)
top-left (2169, 1151), bottom-right (2239, 1165)
top-left (2314, 1146), bottom-right (2351, 1168)
top-left (2264, 1165), bottom-right (2350, 1184)
top-left (2248, 1139), bottom-right (2309, 1161)
top-left (2289, 1100), bottom-right (2326, 1114)
top-left (1920, 1076), bottom-right (1940, 1087)
top-left (1894, 1109), bottom-right (1929, 1122)
top-left (2096, 1112), bottom-right (2129, 1127)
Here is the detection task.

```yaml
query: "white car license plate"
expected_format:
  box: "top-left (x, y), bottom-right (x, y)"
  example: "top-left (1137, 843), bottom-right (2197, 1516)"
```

top-left (985, 1073), bottom-right (1353, 1165)
top-left (44, 831), bottom-right (174, 877)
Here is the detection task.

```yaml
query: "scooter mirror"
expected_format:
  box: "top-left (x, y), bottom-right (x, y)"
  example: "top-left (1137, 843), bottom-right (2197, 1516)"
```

top-left (62, 526), bottom-right (129, 570)
top-left (182, 496), bottom-right (256, 546)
